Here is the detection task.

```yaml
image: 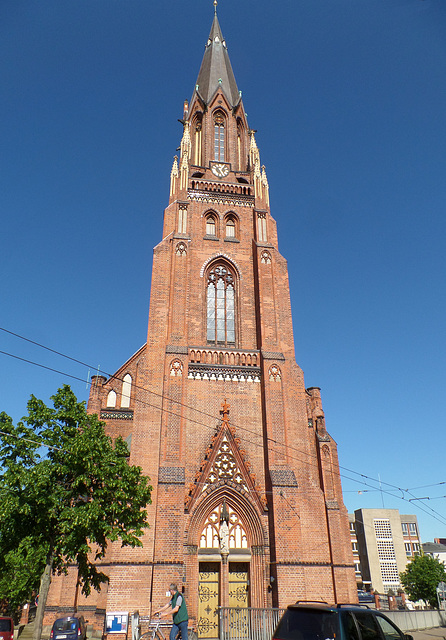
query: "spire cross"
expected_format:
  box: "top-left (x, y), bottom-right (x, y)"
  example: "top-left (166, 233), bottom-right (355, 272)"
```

top-left (214, 0), bottom-right (218, 15)
top-left (220, 398), bottom-right (230, 426)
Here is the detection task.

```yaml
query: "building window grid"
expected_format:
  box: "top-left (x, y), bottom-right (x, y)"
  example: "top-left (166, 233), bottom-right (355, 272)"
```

top-left (373, 518), bottom-right (402, 588)
top-left (380, 562), bottom-right (400, 583)
top-left (376, 540), bottom-right (397, 561)
top-left (374, 519), bottom-right (393, 538)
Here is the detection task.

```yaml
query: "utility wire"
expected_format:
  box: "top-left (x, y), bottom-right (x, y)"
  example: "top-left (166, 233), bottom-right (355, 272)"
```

top-left (1, 331), bottom-right (446, 526)
top-left (0, 327), bottom-right (424, 495)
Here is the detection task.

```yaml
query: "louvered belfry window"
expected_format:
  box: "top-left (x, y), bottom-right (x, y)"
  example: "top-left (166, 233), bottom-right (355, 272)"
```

top-left (214, 113), bottom-right (225, 162)
top-left (206, 264), bottom-right (235, 345)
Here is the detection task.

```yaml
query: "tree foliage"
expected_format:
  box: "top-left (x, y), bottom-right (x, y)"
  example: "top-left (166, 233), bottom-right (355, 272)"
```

top-left (400, 554), bottom-right (446, 608)
top-left (0, 538), bottom-right (45, 616)
top-left (0, 385), bottom-right (152, 640)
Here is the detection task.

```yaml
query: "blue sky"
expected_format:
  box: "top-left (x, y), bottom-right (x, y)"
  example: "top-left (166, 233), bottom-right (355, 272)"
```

top-left (1, 0), bottom-right (446, 544)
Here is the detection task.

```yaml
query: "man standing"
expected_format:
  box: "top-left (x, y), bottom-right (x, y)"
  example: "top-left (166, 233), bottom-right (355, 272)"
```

top-left (153, 583), bottom-right (188, 640)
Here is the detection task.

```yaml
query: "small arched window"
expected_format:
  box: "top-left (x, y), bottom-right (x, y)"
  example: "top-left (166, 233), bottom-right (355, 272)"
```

top-left (214, 112), bottom-right (225, 162)
top-left (106, 390), bottom-right (117, 408)
top-left (225, 215), bottom-right (236, 238)
top-left (205, 213), bottom-right (217, 236)
top-left (206, 263), bottom-right (236, 345)
top-left (121, 373), bottom-right (132, 408)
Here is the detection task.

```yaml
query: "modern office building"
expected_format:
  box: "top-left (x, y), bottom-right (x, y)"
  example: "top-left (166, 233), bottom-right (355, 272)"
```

top-left (349, 510), bottom-right (421, 594)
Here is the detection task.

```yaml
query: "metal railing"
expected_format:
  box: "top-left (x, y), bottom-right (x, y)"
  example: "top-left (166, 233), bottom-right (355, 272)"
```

top-left (218, 607), bottom-right (285, 640)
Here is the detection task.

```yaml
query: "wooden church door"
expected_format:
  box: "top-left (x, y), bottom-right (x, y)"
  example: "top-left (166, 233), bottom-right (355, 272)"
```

top-left (198, 563), bottom-right (220, 639)
top-left (197, 503), bottom-right (250, 639)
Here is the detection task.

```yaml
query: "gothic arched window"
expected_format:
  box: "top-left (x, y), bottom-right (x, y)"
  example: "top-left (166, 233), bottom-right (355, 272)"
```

top-left (225, 214), bottom-right (237, 238)
top-left (214, 112), bottom-right (225, 162)
top-left (206, 263), bottom-right (236, 345)
top-left (205, 212), bottom-right (217, 236)
top-left (121, 373), bottom-right (132, 408)
top-left (106, 390), bottom-right (117, 408)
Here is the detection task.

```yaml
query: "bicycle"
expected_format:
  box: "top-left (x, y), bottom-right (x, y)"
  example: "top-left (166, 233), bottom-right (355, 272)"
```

top-left (140, 618), bottom-right (197, 640)
top-left (141, 618), bottom-right (169, 640)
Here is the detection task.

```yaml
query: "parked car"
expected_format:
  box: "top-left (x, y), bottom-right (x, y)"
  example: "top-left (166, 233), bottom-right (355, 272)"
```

top-left (357, 590), bottom-right (375, 604)
top-left (0, 617), bottom-right (14, 640)
top-left (272, 602), bottom-right (413, 640)
top-left (50, 615), bottom-right (87, 640)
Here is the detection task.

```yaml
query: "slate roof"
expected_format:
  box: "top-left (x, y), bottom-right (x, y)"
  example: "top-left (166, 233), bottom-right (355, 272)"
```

top-left (423, 542), bottom-right (446, 553)
top-left (193, 12), bottom-right (240, 108)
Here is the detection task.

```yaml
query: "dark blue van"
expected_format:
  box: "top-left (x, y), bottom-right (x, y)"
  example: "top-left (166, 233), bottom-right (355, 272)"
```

top-left (50, 615), bottom-right (87, 640)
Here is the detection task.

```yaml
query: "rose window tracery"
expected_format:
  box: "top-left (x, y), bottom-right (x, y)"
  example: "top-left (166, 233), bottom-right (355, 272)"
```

top-left (170, 359), bottom-right (183, 377)
top-left (202, 436), bottom-right (247, 492)
top-left (269, 364), bottom-right (281, 381)
top-left (175, 241), bottom-right (187, 256)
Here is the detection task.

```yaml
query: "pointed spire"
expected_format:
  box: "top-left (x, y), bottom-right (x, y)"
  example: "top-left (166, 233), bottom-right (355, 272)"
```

top-left (193, 6), bottom-right (240, 108)
top-left (169, 155), bottom-right (179, 198)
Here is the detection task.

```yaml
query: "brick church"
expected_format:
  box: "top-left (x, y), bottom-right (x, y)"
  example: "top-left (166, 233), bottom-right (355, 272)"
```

top-left (47, 4), bottom-right (356, 635)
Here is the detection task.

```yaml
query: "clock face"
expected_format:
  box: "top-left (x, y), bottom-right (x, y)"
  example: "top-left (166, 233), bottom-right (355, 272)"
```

top-left (211, 163), bottom-right (229, 178)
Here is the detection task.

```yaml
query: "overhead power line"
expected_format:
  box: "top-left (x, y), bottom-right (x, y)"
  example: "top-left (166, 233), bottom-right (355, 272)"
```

top-left (1, 327), bottom-right (446, 526)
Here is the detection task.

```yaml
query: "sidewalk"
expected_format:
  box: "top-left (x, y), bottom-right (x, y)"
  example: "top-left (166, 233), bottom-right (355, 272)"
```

top-left (410, 628), bottom-right (446, 640)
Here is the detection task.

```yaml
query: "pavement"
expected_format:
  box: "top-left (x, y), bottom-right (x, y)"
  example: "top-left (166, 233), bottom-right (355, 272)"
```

top-left (409, 629), bottom-right (446, 640)
top-left (16, 620), bottom-right (446, 640)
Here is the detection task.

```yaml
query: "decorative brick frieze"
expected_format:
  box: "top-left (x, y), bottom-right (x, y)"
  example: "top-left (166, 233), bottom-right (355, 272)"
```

top-left (269, 469), bottom-right (298, 487)
top-left (99, 409), bottom-right (133, 420)
top-left (326, 500), bottom-right (339, 510)
top-left (158, 467), bottom-right (186, 484)
top-left (261, 351), bottom-right (285, 361)
top-left (189, 347), bottom-right (259, 365)
top-left (188, 363), bottom-right (261, 382)
top-left (166, 345), bottom-right (189, 354)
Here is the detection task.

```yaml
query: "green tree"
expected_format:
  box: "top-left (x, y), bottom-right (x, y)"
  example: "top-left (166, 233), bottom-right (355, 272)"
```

top-left (400, 554), bottom-right (446, 608)
top-left (0, 385), bottom-right (152, 640)
top-left (0, 538), bottom-right (46, 617)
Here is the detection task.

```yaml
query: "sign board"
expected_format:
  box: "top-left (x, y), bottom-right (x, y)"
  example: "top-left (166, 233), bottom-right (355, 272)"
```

top-left (106, 612), bottom-right (129, 634)
top-left (437, 582), bottom-right (446, 610)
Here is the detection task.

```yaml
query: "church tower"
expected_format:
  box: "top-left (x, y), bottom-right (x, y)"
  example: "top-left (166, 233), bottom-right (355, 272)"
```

top-left (47, 5), bottom-right (356, 635)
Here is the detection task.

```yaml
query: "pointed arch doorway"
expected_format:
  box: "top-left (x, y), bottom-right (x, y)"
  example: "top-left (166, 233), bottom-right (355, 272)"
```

top-left (197, 502), bottom-right (250, 639)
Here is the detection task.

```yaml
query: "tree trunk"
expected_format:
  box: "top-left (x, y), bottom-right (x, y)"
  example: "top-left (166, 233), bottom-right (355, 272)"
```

top-left (32, 554), bottom-right (53, 640)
